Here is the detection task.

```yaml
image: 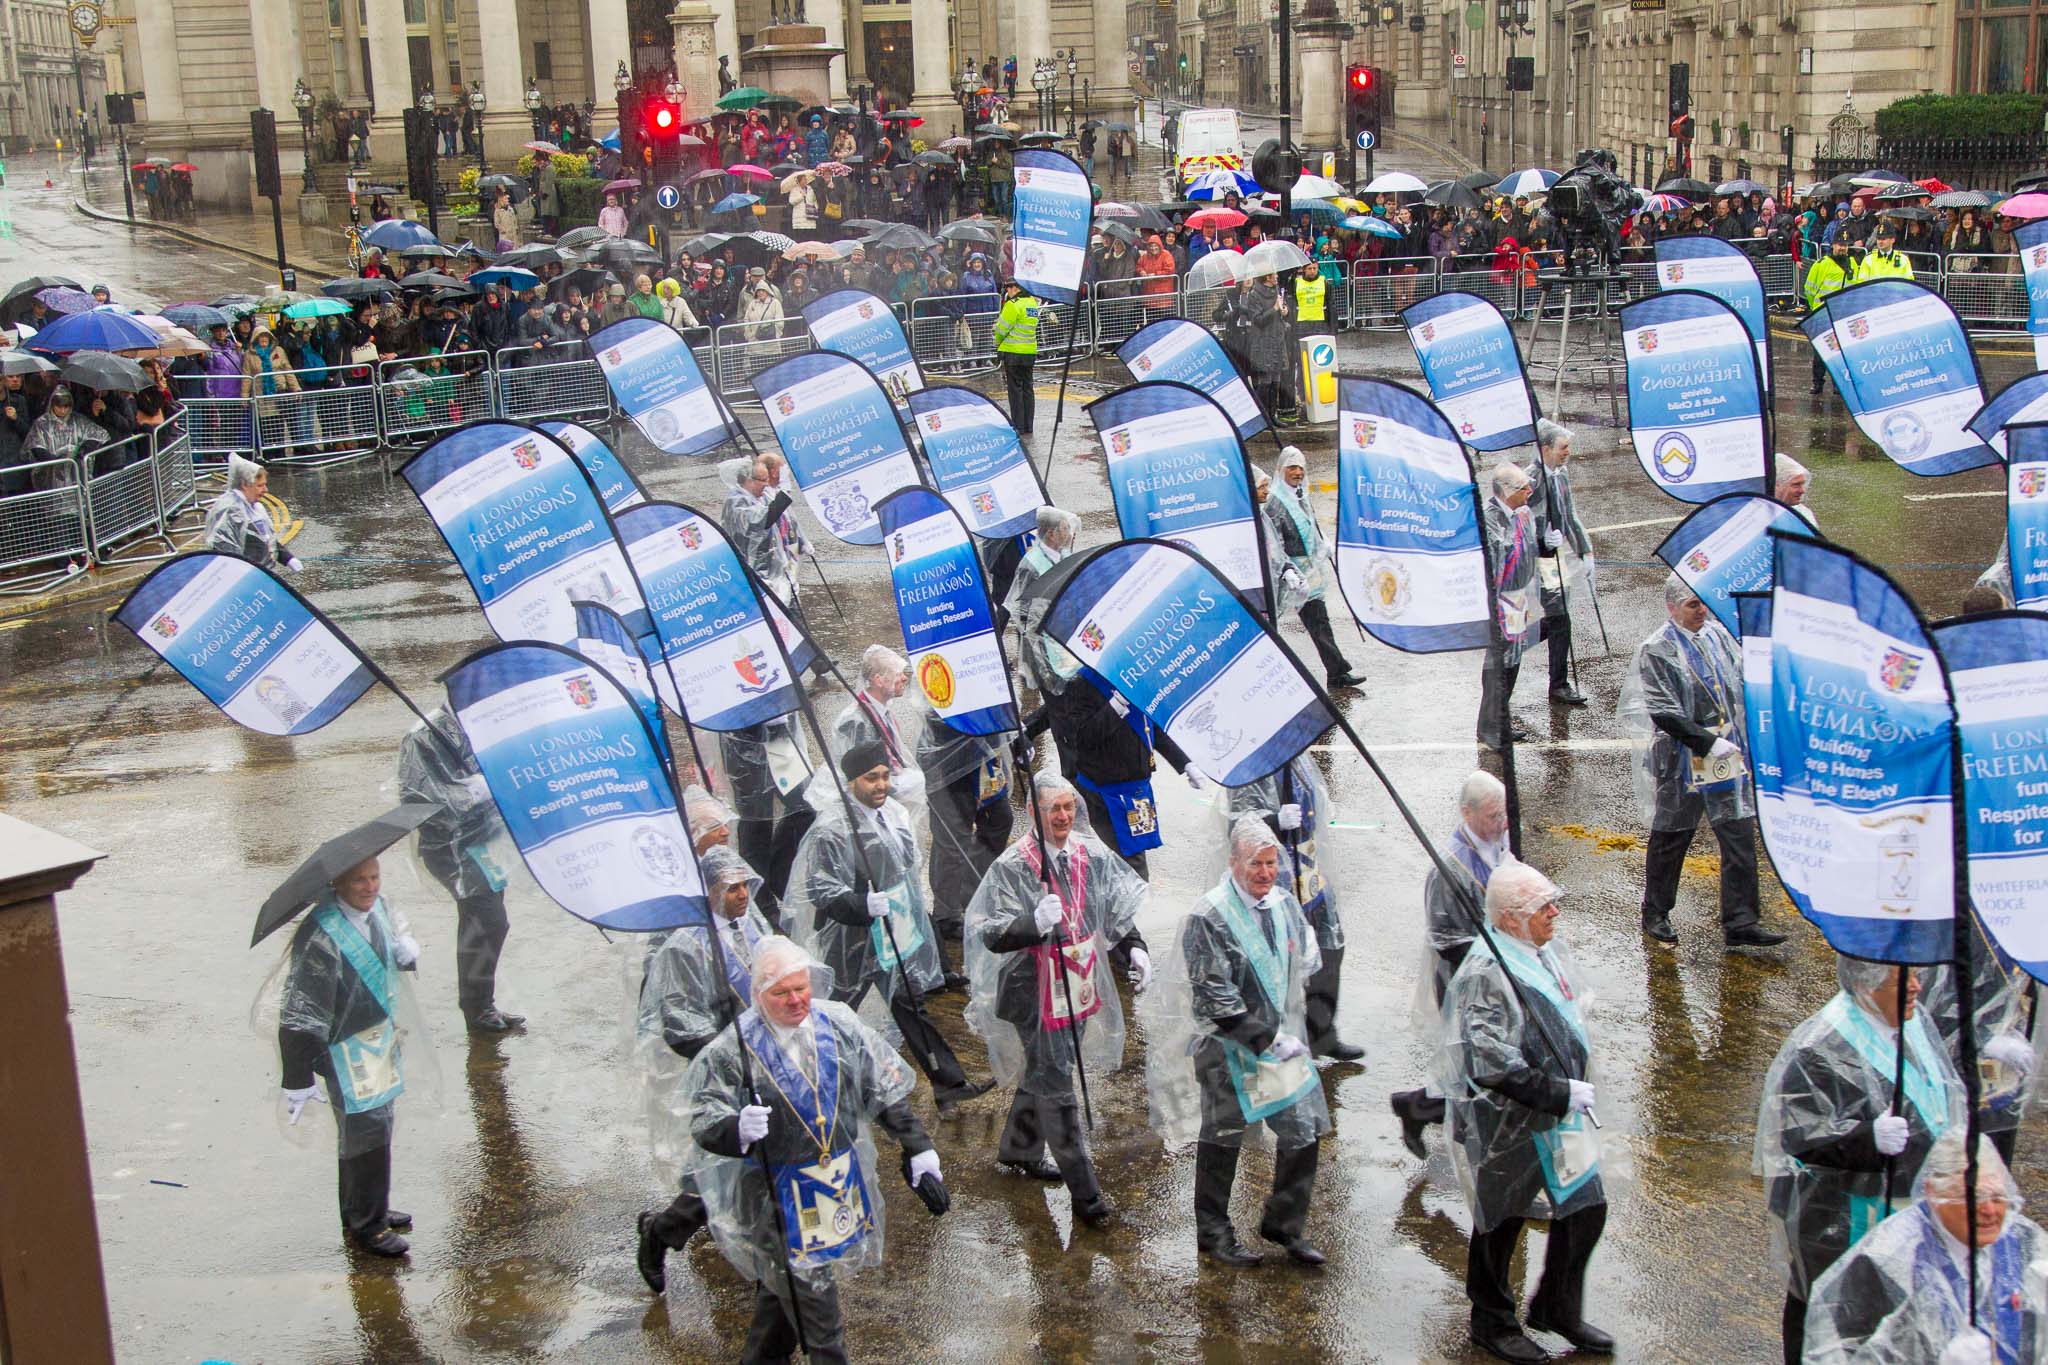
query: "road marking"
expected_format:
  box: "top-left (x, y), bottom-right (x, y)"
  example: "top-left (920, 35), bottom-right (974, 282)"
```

top-left (1903, 489), bottom-right (2001, 503)
top-left (1307, 738), bottom-right (1635, 754)
top-left (1586, 515), bottom-right (1683, 535)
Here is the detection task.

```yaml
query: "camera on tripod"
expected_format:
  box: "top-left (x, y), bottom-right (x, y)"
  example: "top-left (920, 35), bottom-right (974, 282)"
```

top-left (1545, 148), bottom-right (1630, 276)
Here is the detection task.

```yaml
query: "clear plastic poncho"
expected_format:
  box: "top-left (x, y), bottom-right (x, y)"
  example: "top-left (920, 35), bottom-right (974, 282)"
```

top-left (788, 794), bottom-right (946, 1007)
top-left (917, 704), bottom-right (1017, 920)
top-left (1004, 543), bottom-right (1067, 694)
top-left (1411, 826), bottom-right (1502, 1048)
top-left (963, 828), bottom-right (1147, 1096)
top-left (203, 481), bottom-right (284, 570)
top-left (396, 706), bottom-right (515, 901)
top-left (1484, 495), bottom-right (1542, 667)
top-left (1434, 929), bottom-right (1604, 1235)
top-left (1218, 754), bottom-right (1343, 952)
top-left (1143, 854), bottom-right (1332, 1153)
top-left (684, 997), bottom-right (917, 1300)
top-left (1263, 468), bottom-right (1333, 613)
top-left (1920, 936), bottom-right (2045, 1141)
top-left (720, 458), bottom-right (796, 599)
top-left (1617, 617), bottom-right (1755, 832)
top-left (1753, 968), bottom-right (1965, 1298)
top-left (1802, 1135), bottom-right (2044, 1365)
top-left (827, 688), bottom-right (929, 814)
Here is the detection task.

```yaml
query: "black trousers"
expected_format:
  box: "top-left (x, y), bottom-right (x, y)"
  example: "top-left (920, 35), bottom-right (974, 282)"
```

top-left (1297, 598), bottom-right (1353, 681)
top-left (998, 1088), bottom-right (1099, 1201)
top-left (1305, 944), bottom-right (1344, 1052)
top-left (1642, 816), bottom-right (1761, 933)
top-left (1478, 646), bottom-right (1520, 747)
top-left (732, 781), bottom-right (779, 908)
top-left (743, 1275), bottom-right (847, 1365)
top-left (649, 1182), bottom-right (707, 1250)
top-left (1467, 1200), bottom-right (1606, 1336)
top-left (453, 889), bottom-right (509, 1020)
top-left (1003, 353), bottom-right (1036, 433)
top-left (336, 1122), bottom-right (393, 1242)
top-left (1781, 1292), bottom-right (1807, 1365)
top-left (840, 978), bottom-right (967, 1091)
top-left (926, 793), bottom-right (1013, 926)
top-left (1542, 600), bottom-right (1572, 691)
top-left (1194, 1139), bottom-right (1319, 1245)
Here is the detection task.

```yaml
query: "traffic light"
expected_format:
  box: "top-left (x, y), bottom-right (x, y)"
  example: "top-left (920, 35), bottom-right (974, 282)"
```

top-left (1346, 64), bottom-right (1381, 153)
top-left (250, 108), bottom-right (281, 200)
top-left (1668, 62), bottom-right (1690, 119)
top-left (644, 98), bottom-right (680, 141)
top-left (1251, 137), bottom-right (1301, 195)
top-left (1179, 52), bottom-right (1188, 74)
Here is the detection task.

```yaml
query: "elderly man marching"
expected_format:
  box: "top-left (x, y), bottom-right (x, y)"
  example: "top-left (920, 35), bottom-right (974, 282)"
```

top-left (721, 455), bottom-right (799, 604)
top-left (1527, 419), bottom-right (1593, 707)
top-left (829, 645), bottom-right (927, 813)
top-left (206, 454), bottom-right (305, 574)
top-left (1147, 816), bottom-right (1331, 1269)
top-left (1267, 445), bottom-right (1366, 691)
top-left (686, 936), bottom-right (948, 1365)
top-left (1438, 861), bottom-right (1613, 1363)
top-left (1478, 461), bottom-right (1541, 750)
top-left (964, 772), bottom-right (1150, 1226)
top-left (1617, 574), bottom-right (1787, 949)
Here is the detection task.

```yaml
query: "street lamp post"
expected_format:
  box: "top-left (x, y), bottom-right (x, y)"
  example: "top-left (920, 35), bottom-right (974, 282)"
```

top-left (417, 87), bottom-right (440, 236)
top-left (471, 81), bottom-right (488, 177)
top-left (1064, 50), bottom-right (1078, 138)
top-left (525, 77), bottom-right (543, 139)
top-left (853, 80), bottom-right (872, 217)
top-left (293, 77), bottom-right (317, 194)
top-left (1033, 58), bottom-right (1054, 131)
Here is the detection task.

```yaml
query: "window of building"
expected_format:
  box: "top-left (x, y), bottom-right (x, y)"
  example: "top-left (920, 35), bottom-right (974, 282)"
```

top-left (533, 41), bottom-right (553, 79)
top-left (403, 0), bottom-right (427, 23)
top-left (1956, 0), bottom-right (2048, 90)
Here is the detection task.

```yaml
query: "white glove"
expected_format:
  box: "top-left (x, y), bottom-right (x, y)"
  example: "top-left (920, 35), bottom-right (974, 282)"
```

top-left (1280, 565), bottom-right (1304, 590)
top-left (1986, 1033), bottom-right (2036, 1075)
top-left (1873, 1114), bottom-right (1910, 1156)
top-left (1128, 946), bottom-right (1153, 994)
top-left (1186, 768), bottom-right (1207, 791)
top-left (1108, 692), bottom-right (1130, 717)
top-left (1277, 803), bottom-right (1303, 831)
top-left (1708, 737), bottom-right (1740, 762)
top-left (866, 891), bottom-right (892, 920)
top-left (391, 933), bottom-right (420, 968)
top-left (908, 1149), bottom-right (942, 1188)
top-left (1033, 894), bottom-right (1064, 935)
top-left (1582, 552), bottom-right (1596, 582)
top-left (461, 774), bottom-right (491, 804)
top-left (282, 1084), bottom-right (325, 1125)
top-left (738, 1103), bottom-right (772, 1150)
top-left (1269, 1033), bottom-right (1309, 1062)
top-left (1567, 1079), bottom-right (1596, 1114)
top-left (1543, 528), bottom-right (1562, 550)
top-left (284, 556), bottom-right (306, 575)
top-left (1939, 1329), bottom-right (1993, 1365)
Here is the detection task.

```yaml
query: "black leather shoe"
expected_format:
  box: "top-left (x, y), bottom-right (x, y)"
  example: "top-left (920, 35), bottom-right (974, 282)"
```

top-left (1809, 378), bottom-right (1825, 396)
top-left (1390, 1089), bottom-right (1444, 1160)
top-left (469, 1008), bottom-right (526, 1034)
top-left (1549, 685), bottom-right (1588, 706)
top-left (1326, 670), bottom-right (1368, 690)
top-left (935, 1077), bottom-right (995, 1112)
top-left (999, 1157), bottom-right (1063, 1181)
top-left (1642, 916), bottom-right (1678, 945)
top-left (1074, 1194), bottom-right (1114, 1226)
top-left (351, 1228), bottom-right (411, 1258)
top-left (1511, 722), bottom-right (1533, 742)
top-left (1527, 1312), bottom-right (1615, 1353)
top-left (942, 971), bottom-right (971, 992)
top-left (1314, 1039), bottom-right (1365, 1062)
top-left (1258, 1222), bottom-right (1327, 1265)
top-left (384, 1208), bottom-right (412, 1231)
top-left (1198, 1234), bottom-right (1264, 1268)
top-left (1726, 925), bottom-right (1789, 949)
top-left (1472, 1326), bottom-right (1552, 1363)
top-left (635, 1211), bottom-right (667, 1294)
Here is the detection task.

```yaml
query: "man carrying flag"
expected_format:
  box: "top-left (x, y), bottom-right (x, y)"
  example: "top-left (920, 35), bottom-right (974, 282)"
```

top-left (721, 455), bottom-right (799, 603)
top-left (1478, 462), bottom-right (1540, 750)
top-left (829, 645), bottom-right (927, 810)
top-left (1527, 420), bottom-right (1593, 707)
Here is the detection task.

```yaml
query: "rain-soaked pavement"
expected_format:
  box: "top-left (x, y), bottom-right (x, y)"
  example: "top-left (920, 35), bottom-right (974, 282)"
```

top-left (3, 151), bottom-right (2045, 1363)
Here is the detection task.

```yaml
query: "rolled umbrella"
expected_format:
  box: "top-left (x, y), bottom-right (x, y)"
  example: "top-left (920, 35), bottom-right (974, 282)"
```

top-left (555, 225), bottom-right (611, 252)
top-left (1185, 206), bottom-right (1247, 231)
top-left (1360, 171), bottom-right (1428, 195)
top-left (1186, 249), bottom-right (1245, 291)
top-left (469, 266), bottom-right (543, 292)
top-left (711, 191), bottom-right (763, 215)
top-left (1422, 180), bottom-right (1482, 211)
top-left (61, 350), bottom-right (151, 392)
top-left (1241, 239), bottom-right (1312, 277)
top-left (359, 218), bottom-right (445, 251)
top-left (319, 278), bottom-right (400, 302)
top-left (0, 350), bottom-right (58, 376)
top-left (252, 805), bottom-right (439, 947)
top-left (1656, 177), bottom-right (1713, 201)
top-left (1714, 178), bottom-right (1768, 197)
top-left (602, 177), bottom-right (643, 193)
top-left (283, 296), bottom-right (353, 319)
top-left (35, 287), bottom-right (98, 314)
top-left (23, 308), bottom-right (161, 354)
top-left (938, 220), bottom-right (1000, 244)
top-left (1494, 168), bottom-right (1560, 197)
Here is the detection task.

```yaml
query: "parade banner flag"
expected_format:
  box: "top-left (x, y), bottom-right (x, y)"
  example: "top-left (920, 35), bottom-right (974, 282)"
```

top-left (1768, 533), bottom-right (1956, 963)
top-left (589, 316), bottom-right (738, 458)
top-left (904, 385), bottom-right (1049, 540)
top-left (2016, 220), bottom-right (2048, 370)
top-left (2009, 424), bottom-right (2048, 610)
top-left (443, 641), bottom-right (706, 932)
top-left (1041, 539), bottom-right (1335, 786)
top-left (1969, 371), bottom-right (2048, 459)
top-left (1736, 592), bottom-right (1789, 809)
top-left (539, 419), bottom-right (647, 511)
top-left (1654, 236), bottom-right (1773, 396)
top-left (751, 351), bottom-right (923, 546)
top-left (1800, 308), bottom-right (1852, 408)
top-left (401, 420), bottom-right (650, 647)
top-left (801, 289), bottom-right (924, 404)
top-left (1655, 494), bottom-right (1818, 635)
top-left (1087, 381), bottom-right (1269, 613)
top-left (1931, 610), bottom-right (2048, 984)
top-left (115, 552), bottom-right (379, 736)
top-left (1805, 279), bottom-right (1999, 477)
top-left (1333, 377), bottom-right (1490, 652)
top-left (1116, 317), bottom-right (1269, 443)
top-left (875, 488), bottom-right (1018, 736)
top-left (572, 599), bottom-right (669, 770)
top-left (1620, 290), bottom-right (1768, 503)
top-left (1400, 291), bottom-right (1541, 453)
top-left (1009, 149), bottom-right (1092, 304)
top-left (612, 500), bottom-right (817, 730)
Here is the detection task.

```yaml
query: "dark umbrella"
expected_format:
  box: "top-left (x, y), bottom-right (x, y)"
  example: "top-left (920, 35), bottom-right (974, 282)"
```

top-left (687, 166), bottom-right (734, 186)
top-left (251, 805), bottom-right (438, 947)
top-left (914, 150), bottom-right (955, 168)
top-left (430, 286), bottom-right (480, 305)
top-left (211, 293), bottom-right (263, 317)
top-left (61, 351), bottom-right (151, 391)
top-left (864, 223), bottom-right (939, 251)
top-left (162, 303), bottom-right (233, 330)
top-left (320, 277), bottom-right (400, 302)
top-left (397, 243), bottom-right (454, 260)
top-left (1714, 178), bottom-right (1768, 197)
top-left (937, 220), bottom-right (1000, 244)
top-left (1018, 131), bottom-right (1063, 148)
top-left (1456, 170), bottom-right (1500, 191)
top-left (555, 225), bottom-right (611, 252)
top-left (1097, 221), bottom-right (1141, 246)
top-left (397, 270), bottom-right (464, 291)
top-left (1656, 177), bottom-right (1713, 201)
top-left (0, 350), bottom-right (57, 376)
top-left (1096, 201), bottom-right (1171, 231)
top-left (1879, 205), bottom-right (1935, 223)
top-left (549, 266), bottom-right (612, 299)
top-left (475, 174), bottom-right (528, 202)
top-left (2, 274), bottom-right (85, 308)
top-left (973, 123), bottom-right (1013, 138)
top-left (680, 233), bottom-right (734, 256)
top-left (1422, 179), bottom-right (1483, 211)
top-left (599, 239), bottom-right (665, 269)
top-left (492, 242), bottom-right (564, 270)
top-left (1875, 181), bottom-right (1932, 201)
top-left (840, 218), bottom-right (891, 234)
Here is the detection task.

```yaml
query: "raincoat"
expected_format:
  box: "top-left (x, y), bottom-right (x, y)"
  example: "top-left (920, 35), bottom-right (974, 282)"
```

top-left (1617, 617), bottom-right (1755, 831)
top-left (396, 707), bottom-right (512, 902)
top-left (1484, 493), bottom-right (1540, 667)
top-left (1003, 540), bottom-right (1069, 693)
top-left (1222, 755), bottom-right (1342, 952)
top-left (1264, 467), bottom-right (1333, 612)
top-left (917, 706), bottom-right (1016, 924)
top-left (1919, 937), bottom-right (2045, 1142)
top-left (203, 481), bottom-right (287, 570)
top-left (828, 689), bottom-right (928, 812)
top-left (788, 795), bottom-right (946, 1008)
top-left (720, 456), bottom-right (796, 600)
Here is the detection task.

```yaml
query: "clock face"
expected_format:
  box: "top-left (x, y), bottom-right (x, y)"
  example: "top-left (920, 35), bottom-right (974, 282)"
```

top-left (70, 2), bottom-right (101, 35)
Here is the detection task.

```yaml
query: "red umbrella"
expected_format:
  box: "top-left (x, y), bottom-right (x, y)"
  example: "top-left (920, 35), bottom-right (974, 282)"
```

top-left (170, 163), bottom-right (198, 173)
top-left (1916, 176), bottom-right (1951, 194)
top-left (1187, 207), bottom-right (1247, 230)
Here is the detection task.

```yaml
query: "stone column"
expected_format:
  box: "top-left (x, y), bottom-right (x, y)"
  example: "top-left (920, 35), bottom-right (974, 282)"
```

top-left (248, 0), bottom-right (304, 141)
top-left (475, 0), bottom-right (527, 167)
top-left (1296, 16), bottom-right (1349, 158)
top-left (131, 1), bottom-right (186, 124)
top-left (426, 7), bottom-right (452, 104)
top-left (1013, 0), bottom-right (1051, 78)
top-left (671, 1), bottom-right (721, 111)
top-left (1092, 0), bottom-right (1131, 126)
top-left (907, 0), bottom-right (956, 129)
top-left (337, 0), bottom-right (367, 100)
top-left (812, 0), bottom-right (851, 100)
top-left (366, 0), bottom-right (416, 159)
top-left (588, 0), bottom-right (633, 104)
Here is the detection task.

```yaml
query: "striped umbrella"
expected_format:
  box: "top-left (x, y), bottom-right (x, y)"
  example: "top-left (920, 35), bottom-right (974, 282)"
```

top-left (1494, 168), bottom-right (1560, 197)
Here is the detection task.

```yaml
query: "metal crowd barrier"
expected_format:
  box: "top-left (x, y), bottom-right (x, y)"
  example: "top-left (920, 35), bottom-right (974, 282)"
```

top-left (153, 420), bottom-right (200, 527)
top-left (1349, 254), bottom-right (1437, 330)
top-left (1944, 256), bottom-right (2027, 327)
top-left (0, 457), bottom-right (88, 595)
top-left (178, 394), bottom-right (256, 466)
top-left (908, 294), bottom-right (1001, 375)
top-left (494, 344), bottom-right (614, 424)
top-left (378, 349), bottom-right (496, 442)
top-left (253, 365), bottom-right (384, 465)
top-left (711, 323), bottom-right (815, 405)
top-left (1091, 278), bottom-right (1177, 350)
top-left (81, 432), bottom-right (175, 566)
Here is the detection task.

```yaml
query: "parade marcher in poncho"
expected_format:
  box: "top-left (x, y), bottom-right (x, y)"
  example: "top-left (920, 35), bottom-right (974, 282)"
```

top-left (686, 937), bottom-right (947, 1363)
top-left (964, 772), bottom-right (1148, 1224)
top-left (1267, 446), bottom-right (1365, 690)
top-left (828, 645), bottom-right (928, 813)
top-left (1802, 1129), bottom-right (2047, 1365)
top-left (788, 740), bottom-right (992, 1109)
top-left (1023, 669), bottom-right (1199, 880)
top-left (1756, 957), bottom-right (1963, 1365)
top-left (206, 453), bottom-right (304, 574)
top-left (718, 713), bottom-right (815, 925)
top-left (1004, 505), bottom-right (1080, 698)
top-left (632, 847), bottom-right (778, 1294)
top-left (1477, 461), bottom-right (1539, 750)
top-left (1920, 932), bottom-right (2043, 1165)
top-left (1527, 419), bottom-right (1593, 706)
top-left (1438, 860), bottom-right (1611, 1363)
top-left (721, 455), bottom-right (797, 602)
top-left (1146, 817), bottom-right (1331, 1268)
top-left (758, 451), bottom-right (811, 612)
top-left (1618, 574), bottom-right (1786, 949)
top-left (1392, 770), bottom-right (1509, 1158)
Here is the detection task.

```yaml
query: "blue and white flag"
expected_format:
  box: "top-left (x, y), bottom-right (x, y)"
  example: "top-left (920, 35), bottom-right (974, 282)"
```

top-left (1009, 149), bottom-right (1092, 304)
top-left (1620, 290), bottom-right (1767, 503)
top-left (1087, 381), bottom-right (1268, 612)
top-left (1768, 533), bottom-right (1955, 963)
top-left (1800, 308), bottom-right (1851, 406)
top-left (1333, 377), bottom-right (1490, 652)
top-left (1400, 291), bottom-right (1540, 452)
top-left (1116, 317), bottom-right (1268, 443)
top-left (1968, 371), bottom-right (2048, 459)
top-left (1042, 540), bottom-right (1334, 786)
top-left (1806, 279), bottom-right (1998, 477)
top-left (612, 500), bottom-right (816, 730)
top-left (2016, 220), bottom-right (2048, 370)
top-left (443, 641), bottom-right (705, 932)
top-left (1932, 610), bottom-right (2048, 984)
top-left (571, 599), bottom-right (669, 770)
top-left (1655, 494), bottom-right (1817, 635)
top-left (539, 419), bottom-right (646, 511)
top-left (589, 316), bottom-right (737, 458)
top-left (904, 385), bottom-right (1048, 540)
top-left (751, 351), bottom-right (923, 546)
top-left (1737, 591), bottom-right (1803, 902)
top-left (401, 420), bottom-right (650, 646)
top-left (1654, 236), bottom-right (1772, 396)
top-left (801, 289), bottom-right (924, 404)
top-left (115, 552), bottom-right (378, 736)
top-left (876, 488), bottom-right (1018, 736)
top-left (2009, 424), bottom-right (2048, 610)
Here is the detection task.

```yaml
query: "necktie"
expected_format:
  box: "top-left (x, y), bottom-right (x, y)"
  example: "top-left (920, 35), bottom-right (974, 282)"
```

top-left (727, 920), bottom-right (754, 969)
top-left (1255, 896), bottom-right (1277, 951)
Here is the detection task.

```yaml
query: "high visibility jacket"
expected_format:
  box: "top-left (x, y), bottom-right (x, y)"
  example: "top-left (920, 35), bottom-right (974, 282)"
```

top-left (1804, 255), bottom-right (1853, 312)
top-left (1294, 272), bottom-right (1327, 322)
top-left (1853, 249), bottom-right (1915, 283)
top-left (993, 295), bottom-right (1040, 354)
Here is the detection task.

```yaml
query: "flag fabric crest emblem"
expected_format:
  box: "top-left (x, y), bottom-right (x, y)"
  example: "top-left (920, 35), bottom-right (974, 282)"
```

top-left (857, 300), bottom-right (876, 320)
top-left (890, 532), bottom-right (908, 563)
top-left (820, 487), bottom-right (871, 534)
top-left (1878, 646), bottom-right (1924, 693)
top-left (1078, 620), bottom-right (1106, 652)
top-left (1636, 328), bottom-right (1659, 353)
top-left (2021, 467), bottom-right (2046, 498)
top-left (149, 612), bottom-right (179, 639)
top-left (1016, 167), bottom-right (1033, 186)
top-left (1684, 548), bottom-right (1711, 573)
top-left (2034, 244), bottom-right (2048, 268)
top-left (1459, 419), bottom-right (1476, 436)
top-left (1847, 315), bottom-right (1871, 340)
top-left (604, 347), bottom-right (623, 365)
top-left (1418, 321), bottom-right (1435, 342)
top-left (1109, 429), bottom-right (1133, 455)
top-left (1656, 432), bottom-right (1698, 482)
top-left (734, 648), bottom-right (775, 694)
top-left (917, 652), bottom-right (956, 707)
top-left (1663, 262), bottom-right (1685, 283)
top-left (1019, 243), bottom-right (1044, 272)
top-left (970, 488), bottom-right (998, 518)
top-left (511, 439), bottom-right (542, 470)
top-left (1351, 417), bottom-right (1376, 446)
top-left (776, 392), bottom-right (796, 416)
top-left (676, 521), bottom-right (703, 549)
top-left (924, 413), bottom-right (943, 432)
top-left (1134, 354), bottom-right (1153, 372)
top-left (565, 674), bottom-right (598, 708)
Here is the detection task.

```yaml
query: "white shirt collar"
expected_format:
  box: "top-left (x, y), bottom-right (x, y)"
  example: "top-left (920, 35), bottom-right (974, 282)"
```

top-left (1464, 822), bottom-right (1507, 867)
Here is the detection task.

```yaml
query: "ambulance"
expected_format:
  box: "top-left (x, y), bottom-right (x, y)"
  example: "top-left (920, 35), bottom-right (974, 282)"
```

top-left (1173, 108), bottom-right (1244, 188)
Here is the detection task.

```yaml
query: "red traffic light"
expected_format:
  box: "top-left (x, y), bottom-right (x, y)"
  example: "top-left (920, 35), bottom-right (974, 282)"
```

top-left (1348, 65), bottom-right (1375, 92)
top-left (646, 100), bottom-right (679, 136)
